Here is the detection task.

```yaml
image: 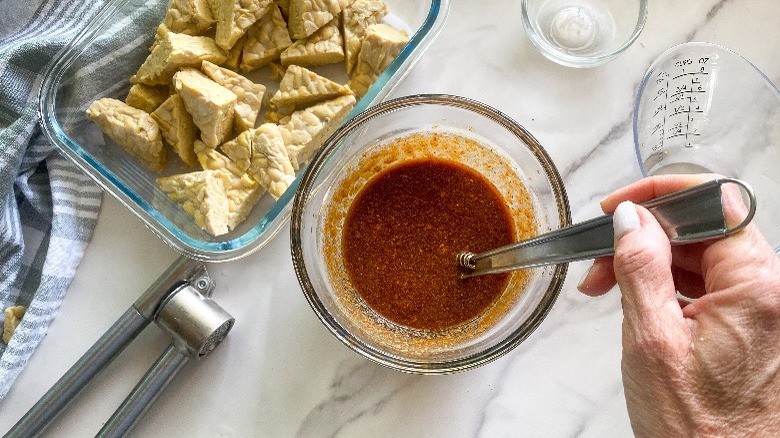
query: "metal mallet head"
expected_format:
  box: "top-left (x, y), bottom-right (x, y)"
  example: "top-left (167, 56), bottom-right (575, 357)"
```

top-left (154, 284), bottom-right (235, 358)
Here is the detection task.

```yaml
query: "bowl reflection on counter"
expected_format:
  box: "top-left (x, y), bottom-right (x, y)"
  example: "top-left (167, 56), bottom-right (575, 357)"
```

top-left (291, 94), bottom-right (571, 373)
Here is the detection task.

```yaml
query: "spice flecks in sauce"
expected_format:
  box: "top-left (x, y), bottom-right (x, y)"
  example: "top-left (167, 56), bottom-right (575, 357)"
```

top-left (324, 131), bottom-right (537, 348)
top-left (342, 157), bottom-right (514, 331)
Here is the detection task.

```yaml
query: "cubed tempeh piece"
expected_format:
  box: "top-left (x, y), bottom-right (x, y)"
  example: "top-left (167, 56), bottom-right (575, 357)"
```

top-left (288, 0), bottom-right (352, 40)
top-left (201, 60), bottom-right (266, 133)
top-left (133, 32), bottom-right (226, 86)
top-left (195, 141), bottom-right (265, 230)
top-left (263, 105), bottom-right (294, 123)
top-left (220, 129), bottom-right (253, 172)
top-left (149, 24), bottom-right (170, 53)
top-left (276, 0), bottom-right (290, 17)
top-left (342, 0), bottom-right (388, 74)
top-left (219, 124), bottom-right (295, 199)
top-left (268, 62), bottom-right (287, 81)
top-left (208, 0), bottom-right (274, 50)
top-left (240, 5), bottom-right (292, 72)
top-left (347, 23), bottom-right (408, 97)
top-left (151, 94), bottom-right (199, 166)
top-left (270, 64), bottom-right (352, 108)
top-left (163, 0), bottom-right (215, 35)
top-left (280, 18), bottom-right (344, 67)
top-left (157, 170), bottom-right (231, 236)
top-left (195, 138), bottom-right (236, 170)
top-left (125, 83), bottom-right (171, 114)
top-left (173, 69), bottom-right (237, 148)
top-left (222, 33), bottom-right (247, 71)
top-left (3, 306), bottom-right (25, 344)
top-left (86, 98), bottom-right (168, 171)
top-left (246, 123), bottom-right (296, 199)
top-left (278, 94), bottom-right (355, 169)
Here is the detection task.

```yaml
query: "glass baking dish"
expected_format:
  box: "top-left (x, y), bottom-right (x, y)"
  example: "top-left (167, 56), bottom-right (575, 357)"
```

top-left (39, 0), bottom-right (449, 262)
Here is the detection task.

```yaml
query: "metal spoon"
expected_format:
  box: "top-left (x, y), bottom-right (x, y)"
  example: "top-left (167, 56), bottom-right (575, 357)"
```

top-left (458, 178), bottom-right (756, 278)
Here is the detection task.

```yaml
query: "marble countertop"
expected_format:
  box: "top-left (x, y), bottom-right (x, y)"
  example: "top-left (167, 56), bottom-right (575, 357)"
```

top-left (3, 0), bottom-right (780, 436)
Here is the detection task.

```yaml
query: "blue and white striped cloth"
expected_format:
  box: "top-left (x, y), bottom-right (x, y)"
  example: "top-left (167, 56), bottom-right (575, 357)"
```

top-left (0, 0), bottom-right (113, 400)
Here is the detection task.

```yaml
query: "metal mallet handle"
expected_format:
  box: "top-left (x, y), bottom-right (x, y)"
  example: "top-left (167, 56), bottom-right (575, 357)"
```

top-left (5, 257), bottom-right (208, 438)
top-left (97, 284), bottom-right (235, 438)
top-left (96, 345), bottom-right (188, 438)
top-left (4, 308), bottom-right (149, 438)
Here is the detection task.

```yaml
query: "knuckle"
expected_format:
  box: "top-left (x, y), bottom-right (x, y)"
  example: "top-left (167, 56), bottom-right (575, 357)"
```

top-left (615, 240), bottom-right (667, 280)
top-left (623, 324), bottom-right (686, 366)
top-left (754, 281), bottom-right (780, 318)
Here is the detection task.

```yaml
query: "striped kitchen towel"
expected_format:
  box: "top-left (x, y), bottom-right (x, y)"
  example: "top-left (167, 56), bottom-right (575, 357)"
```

top-left (0, 0), bottom-right (120, 400)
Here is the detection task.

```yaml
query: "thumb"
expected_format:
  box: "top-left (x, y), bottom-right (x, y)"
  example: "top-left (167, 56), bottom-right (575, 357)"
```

top-left (612, 201), bottom-right (686, 336)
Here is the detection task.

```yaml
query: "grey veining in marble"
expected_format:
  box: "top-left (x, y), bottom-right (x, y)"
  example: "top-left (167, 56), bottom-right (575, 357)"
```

top-left (2, 0), bottom-right (779, 437)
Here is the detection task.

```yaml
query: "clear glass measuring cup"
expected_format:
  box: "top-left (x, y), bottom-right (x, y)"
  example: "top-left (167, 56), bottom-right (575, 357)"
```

top-left (633, 42), bottom-right (780, 248)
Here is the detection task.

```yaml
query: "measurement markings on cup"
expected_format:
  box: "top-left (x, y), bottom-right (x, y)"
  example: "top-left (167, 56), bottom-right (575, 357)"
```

top-left (652, 56), bottom-right (711, 152)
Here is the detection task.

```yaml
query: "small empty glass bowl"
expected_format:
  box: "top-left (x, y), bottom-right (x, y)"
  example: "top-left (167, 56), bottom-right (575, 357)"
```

top-left (521, 0), bottom-right (648, 68)
top-left (290, 94), bottom-right (571, 373)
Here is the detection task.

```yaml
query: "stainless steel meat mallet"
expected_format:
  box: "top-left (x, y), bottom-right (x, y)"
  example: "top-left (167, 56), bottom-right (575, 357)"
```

top-left (6, 256), bottom-right (234, 438)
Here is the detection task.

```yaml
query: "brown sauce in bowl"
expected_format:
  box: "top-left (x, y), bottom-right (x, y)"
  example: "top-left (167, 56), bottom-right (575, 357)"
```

top-left (342, 157), bottom-right (515, 331)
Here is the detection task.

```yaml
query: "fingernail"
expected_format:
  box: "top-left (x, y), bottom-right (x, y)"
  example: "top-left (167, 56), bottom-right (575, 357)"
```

top-left (613, 201), bottom-right (640, 239)
top-left (577, 265), bottom-right (592, 292)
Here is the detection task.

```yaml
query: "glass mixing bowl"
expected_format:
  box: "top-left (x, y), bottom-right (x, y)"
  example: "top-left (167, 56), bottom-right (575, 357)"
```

top-left (290, 94), bottom-right (571, 373)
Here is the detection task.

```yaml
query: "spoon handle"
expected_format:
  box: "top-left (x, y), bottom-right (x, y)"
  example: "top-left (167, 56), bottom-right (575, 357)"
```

top-left (459, 178), bottom-right (756, 278)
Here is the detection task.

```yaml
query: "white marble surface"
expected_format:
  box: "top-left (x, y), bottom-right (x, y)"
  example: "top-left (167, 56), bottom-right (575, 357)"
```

top-left (3, 0), bottom-right (780, 436)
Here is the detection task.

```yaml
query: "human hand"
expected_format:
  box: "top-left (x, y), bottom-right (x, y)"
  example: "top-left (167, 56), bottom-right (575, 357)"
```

top-left (577, 174), bottom-right (780, 436)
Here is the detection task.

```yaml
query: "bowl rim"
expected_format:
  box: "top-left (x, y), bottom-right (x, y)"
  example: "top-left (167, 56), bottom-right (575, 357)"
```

top-left (520, 0), bottom-right (649, 68)
top-left (290, 93), bottom-right (571, 374)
